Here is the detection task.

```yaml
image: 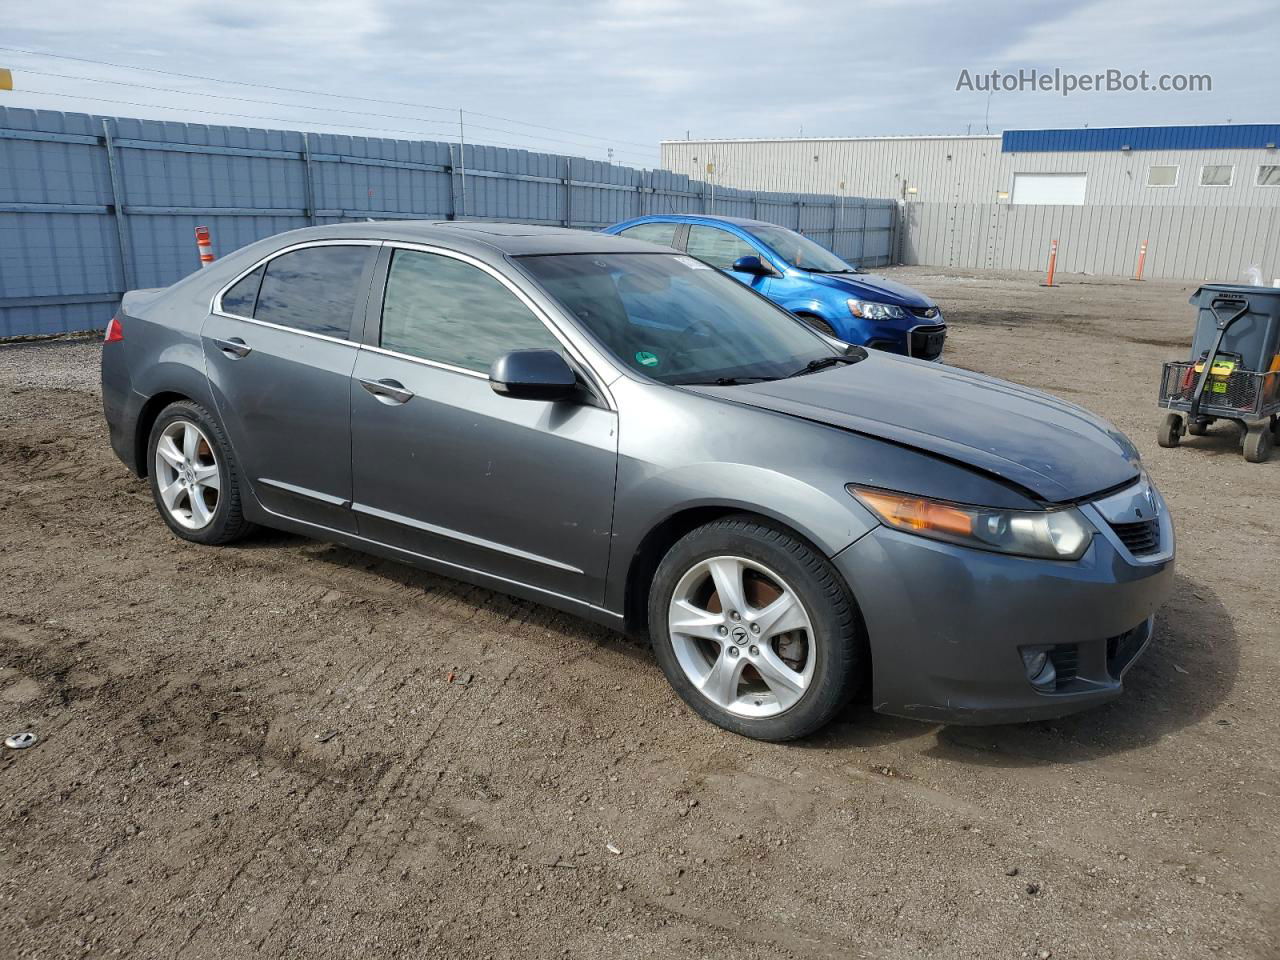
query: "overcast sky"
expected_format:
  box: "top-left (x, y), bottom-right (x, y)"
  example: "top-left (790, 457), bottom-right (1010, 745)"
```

top-left (1, 0), bottom-right (1273, 166)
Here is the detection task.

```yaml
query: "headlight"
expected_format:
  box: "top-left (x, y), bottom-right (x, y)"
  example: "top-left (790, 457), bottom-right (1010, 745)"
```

top-left (848, 486), bottom-right (1094, 561)
top-left (847, 299), bottom-right (906, 321)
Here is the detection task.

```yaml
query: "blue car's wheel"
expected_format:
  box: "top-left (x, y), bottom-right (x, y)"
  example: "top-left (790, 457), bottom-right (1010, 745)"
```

top-left (797, 314), bottom-right (840, 340)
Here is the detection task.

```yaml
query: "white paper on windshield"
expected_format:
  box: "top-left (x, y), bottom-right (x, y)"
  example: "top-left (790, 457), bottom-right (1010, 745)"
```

top-left (674, 256), bottom-right (712, 269)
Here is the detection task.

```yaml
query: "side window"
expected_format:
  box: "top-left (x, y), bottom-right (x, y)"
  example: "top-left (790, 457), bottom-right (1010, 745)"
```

top-left (686, 225), bottom-right (758, 270)
top-left (380, 249), bottom-right (561, 373)
top-left (619, 222), bottom-right (679, 247)
top-left (253, 245), bottom-right (369, 338)
top-left (220, 265), bottom-right (263, 316)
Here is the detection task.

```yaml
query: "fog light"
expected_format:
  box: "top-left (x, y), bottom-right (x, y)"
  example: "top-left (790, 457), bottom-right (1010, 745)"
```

top-left (1020, 646), bottom-right (1057, 691)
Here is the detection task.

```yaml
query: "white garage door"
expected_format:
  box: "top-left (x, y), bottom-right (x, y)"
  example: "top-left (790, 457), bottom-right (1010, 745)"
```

top-left (1011, 173), bottom-right (1087, 205)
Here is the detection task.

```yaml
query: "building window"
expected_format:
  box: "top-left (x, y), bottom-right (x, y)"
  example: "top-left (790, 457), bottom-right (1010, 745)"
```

top-left (1146, 165), bottom-right (1178, 187)
top-left (1257, 165), bottom-right (1280, 187)
top-left (1010, 173), bottom-right (1087, 205)
top-left (1199, 165), bottom-right (1234, 187)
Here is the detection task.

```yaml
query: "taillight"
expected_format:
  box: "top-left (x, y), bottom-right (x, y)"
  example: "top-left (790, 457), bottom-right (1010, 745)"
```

top-left (104, 314), bottom-right (124, 343)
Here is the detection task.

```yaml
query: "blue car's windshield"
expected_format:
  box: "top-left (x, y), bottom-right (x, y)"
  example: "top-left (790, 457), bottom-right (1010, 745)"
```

top-left (519, 253), bottom-right (849, 385)
top-left (749, 224), bottom-right (856, 273)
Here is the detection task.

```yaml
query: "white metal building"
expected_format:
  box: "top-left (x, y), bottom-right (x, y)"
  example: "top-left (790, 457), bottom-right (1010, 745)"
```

top-left (661, 125), bottom-right (1280, 207)
top-left (661, 126), bottom-right (1280, 280)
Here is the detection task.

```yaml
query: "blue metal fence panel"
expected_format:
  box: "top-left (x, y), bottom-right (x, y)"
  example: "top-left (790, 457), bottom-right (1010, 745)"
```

top-left (0, 107), bottom-right (896, 338)
top-left (1003, 124), bottom-right (1280, 153)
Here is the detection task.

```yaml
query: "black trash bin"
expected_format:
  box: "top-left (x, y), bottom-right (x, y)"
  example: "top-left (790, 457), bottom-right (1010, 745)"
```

top-left (1157, 284), bottom-right (1280, 462)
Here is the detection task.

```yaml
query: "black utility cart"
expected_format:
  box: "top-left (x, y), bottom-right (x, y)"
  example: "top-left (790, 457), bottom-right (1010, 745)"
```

top-left (1158, 284), bottom-right (1280, 463)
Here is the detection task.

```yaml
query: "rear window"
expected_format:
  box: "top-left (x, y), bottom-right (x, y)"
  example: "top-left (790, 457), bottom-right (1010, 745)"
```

top-left (220, 265), bottom-right (263, 316)
top-left (618, 222), bottom-right (679, 247)
top-left (253, 245), bottom-right (369, 338)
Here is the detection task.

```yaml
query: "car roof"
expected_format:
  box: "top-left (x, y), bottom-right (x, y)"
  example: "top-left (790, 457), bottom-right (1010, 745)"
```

top-left (616, 214), bottom-right (781, 230)
top-left (244, 220), bottom-right (667, 257)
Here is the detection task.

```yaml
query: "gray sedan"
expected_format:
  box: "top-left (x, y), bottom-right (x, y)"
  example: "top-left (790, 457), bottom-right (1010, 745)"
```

top-left (101, 222), bottom-right (1174, 741)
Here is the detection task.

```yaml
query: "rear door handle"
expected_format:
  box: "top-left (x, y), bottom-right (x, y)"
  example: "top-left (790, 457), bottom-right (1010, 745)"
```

top-left (359, 377), bottom-right (414, 405)
top-left (212, 336), bottom-right (252, 359)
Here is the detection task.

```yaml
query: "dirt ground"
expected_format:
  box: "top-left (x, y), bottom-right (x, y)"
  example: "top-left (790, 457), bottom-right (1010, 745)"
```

top-left (1, 267), bottom-right (1277, 960)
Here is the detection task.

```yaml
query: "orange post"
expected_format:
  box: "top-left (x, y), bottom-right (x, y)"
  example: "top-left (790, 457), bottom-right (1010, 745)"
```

top-left (195, 226), bottom-right (216, 267)
top-left (1040, 239), bottom-right (1058, 287)
top-left (1131, 241), bottom-right (1148, 281)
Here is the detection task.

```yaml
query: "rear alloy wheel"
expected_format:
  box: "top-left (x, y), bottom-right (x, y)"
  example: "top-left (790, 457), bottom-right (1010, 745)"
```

top-left (148, 400), bottom-right (253, 545)
top-left (648, 516), bottom-right (863, 740)
top-left (154, 419), bottom-right (221, 531)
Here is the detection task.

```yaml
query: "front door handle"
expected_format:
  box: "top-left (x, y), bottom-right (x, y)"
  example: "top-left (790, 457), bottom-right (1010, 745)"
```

top-left (359, 377), bottom-right (414, 405)
top-left (212, 336), bottom-right (252, 359)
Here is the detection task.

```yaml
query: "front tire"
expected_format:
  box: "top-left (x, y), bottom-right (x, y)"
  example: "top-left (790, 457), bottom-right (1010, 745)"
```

top-left (647, 515), bottom-right (864, 741)
top-left (797, 314), bottom-right (840, 340)
top-left (147, 400), bottom-right (254, 545)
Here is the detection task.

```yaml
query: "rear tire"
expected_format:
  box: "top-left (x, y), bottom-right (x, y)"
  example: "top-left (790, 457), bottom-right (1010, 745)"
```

top-left (1187, 418), bottom-right (1211, 436)
top-left (147, 400), bottom-right (254, 545)
top-left (1157, 413), bottom-right (1183, 448)
top-left (647, 515), bottom-right (863, 741)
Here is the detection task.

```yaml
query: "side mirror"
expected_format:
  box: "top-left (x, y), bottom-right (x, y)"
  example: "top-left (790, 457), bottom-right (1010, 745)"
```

top-left (489, 349), bottom-right (577, 402)
top-left (731, 255), bottom-right (772, 276)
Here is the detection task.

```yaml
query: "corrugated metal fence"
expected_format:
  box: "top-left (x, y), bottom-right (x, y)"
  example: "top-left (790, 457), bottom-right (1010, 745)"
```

top-left (900, 201), bottom-right (1280, 282)
top-left (0, 108), bottom-right (896, 338)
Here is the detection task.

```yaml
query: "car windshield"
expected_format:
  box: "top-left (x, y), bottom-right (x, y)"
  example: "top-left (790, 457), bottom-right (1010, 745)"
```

top-left (748, 224), bottom-right (856, 273)
top-left (519, 253), bottom-right (846, 385)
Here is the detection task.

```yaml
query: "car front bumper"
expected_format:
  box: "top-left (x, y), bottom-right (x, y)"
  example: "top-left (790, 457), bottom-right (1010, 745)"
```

top-left (862, 317), bottom-right (946, 361)
top-left (832, 486), bottom-right (1175, 725)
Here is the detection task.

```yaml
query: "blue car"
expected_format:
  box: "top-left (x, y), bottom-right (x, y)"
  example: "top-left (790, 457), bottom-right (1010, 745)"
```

top-left (604, 215), bottom-right (945, 360)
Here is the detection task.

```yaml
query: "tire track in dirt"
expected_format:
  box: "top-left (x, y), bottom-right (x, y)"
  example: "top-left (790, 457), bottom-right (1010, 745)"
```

top-left (260, 662), bottom-right (519, 957)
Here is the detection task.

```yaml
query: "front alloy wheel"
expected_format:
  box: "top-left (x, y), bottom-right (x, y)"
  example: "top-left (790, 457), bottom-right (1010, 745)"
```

top-left (668, 556), bottom-right (815, 718)
top-left (649, 515), bottom-right (864, 741)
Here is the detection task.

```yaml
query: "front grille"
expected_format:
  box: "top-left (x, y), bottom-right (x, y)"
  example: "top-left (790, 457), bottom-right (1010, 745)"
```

top-left (908, 324), bottom-right (946, 360)
top-left (909, 306), bottom-right (941, 320)
top-left (1109, 518), bottom-right (1160, 556)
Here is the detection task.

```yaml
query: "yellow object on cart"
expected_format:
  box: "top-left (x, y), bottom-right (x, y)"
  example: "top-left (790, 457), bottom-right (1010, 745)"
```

top-left (1193, 356), bottom-right (1237, 394)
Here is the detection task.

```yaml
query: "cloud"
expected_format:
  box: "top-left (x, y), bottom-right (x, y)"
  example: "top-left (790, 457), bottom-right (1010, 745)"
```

top-left (0, 0), bottom-right (1270, 166)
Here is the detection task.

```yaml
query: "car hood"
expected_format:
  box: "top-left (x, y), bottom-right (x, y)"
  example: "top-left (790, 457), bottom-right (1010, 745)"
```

top-left (804, 271), bottom-right (936, 309)
top-left (699, 355), bottom-right (1141, 503)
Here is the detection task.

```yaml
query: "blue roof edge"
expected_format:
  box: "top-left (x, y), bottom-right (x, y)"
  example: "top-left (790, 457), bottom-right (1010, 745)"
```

top-left (1002, 125), bottom-right (1280, 153)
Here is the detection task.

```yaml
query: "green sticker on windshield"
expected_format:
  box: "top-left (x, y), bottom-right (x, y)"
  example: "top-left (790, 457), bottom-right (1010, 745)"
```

top-left (635, 351), bottom-right (660, 368)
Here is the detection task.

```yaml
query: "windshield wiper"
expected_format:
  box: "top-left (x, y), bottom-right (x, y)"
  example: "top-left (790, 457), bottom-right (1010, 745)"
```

top-left (677, 375), bottom-right (778, 386)
top-left (785, 355), bottom-right (862, 378)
